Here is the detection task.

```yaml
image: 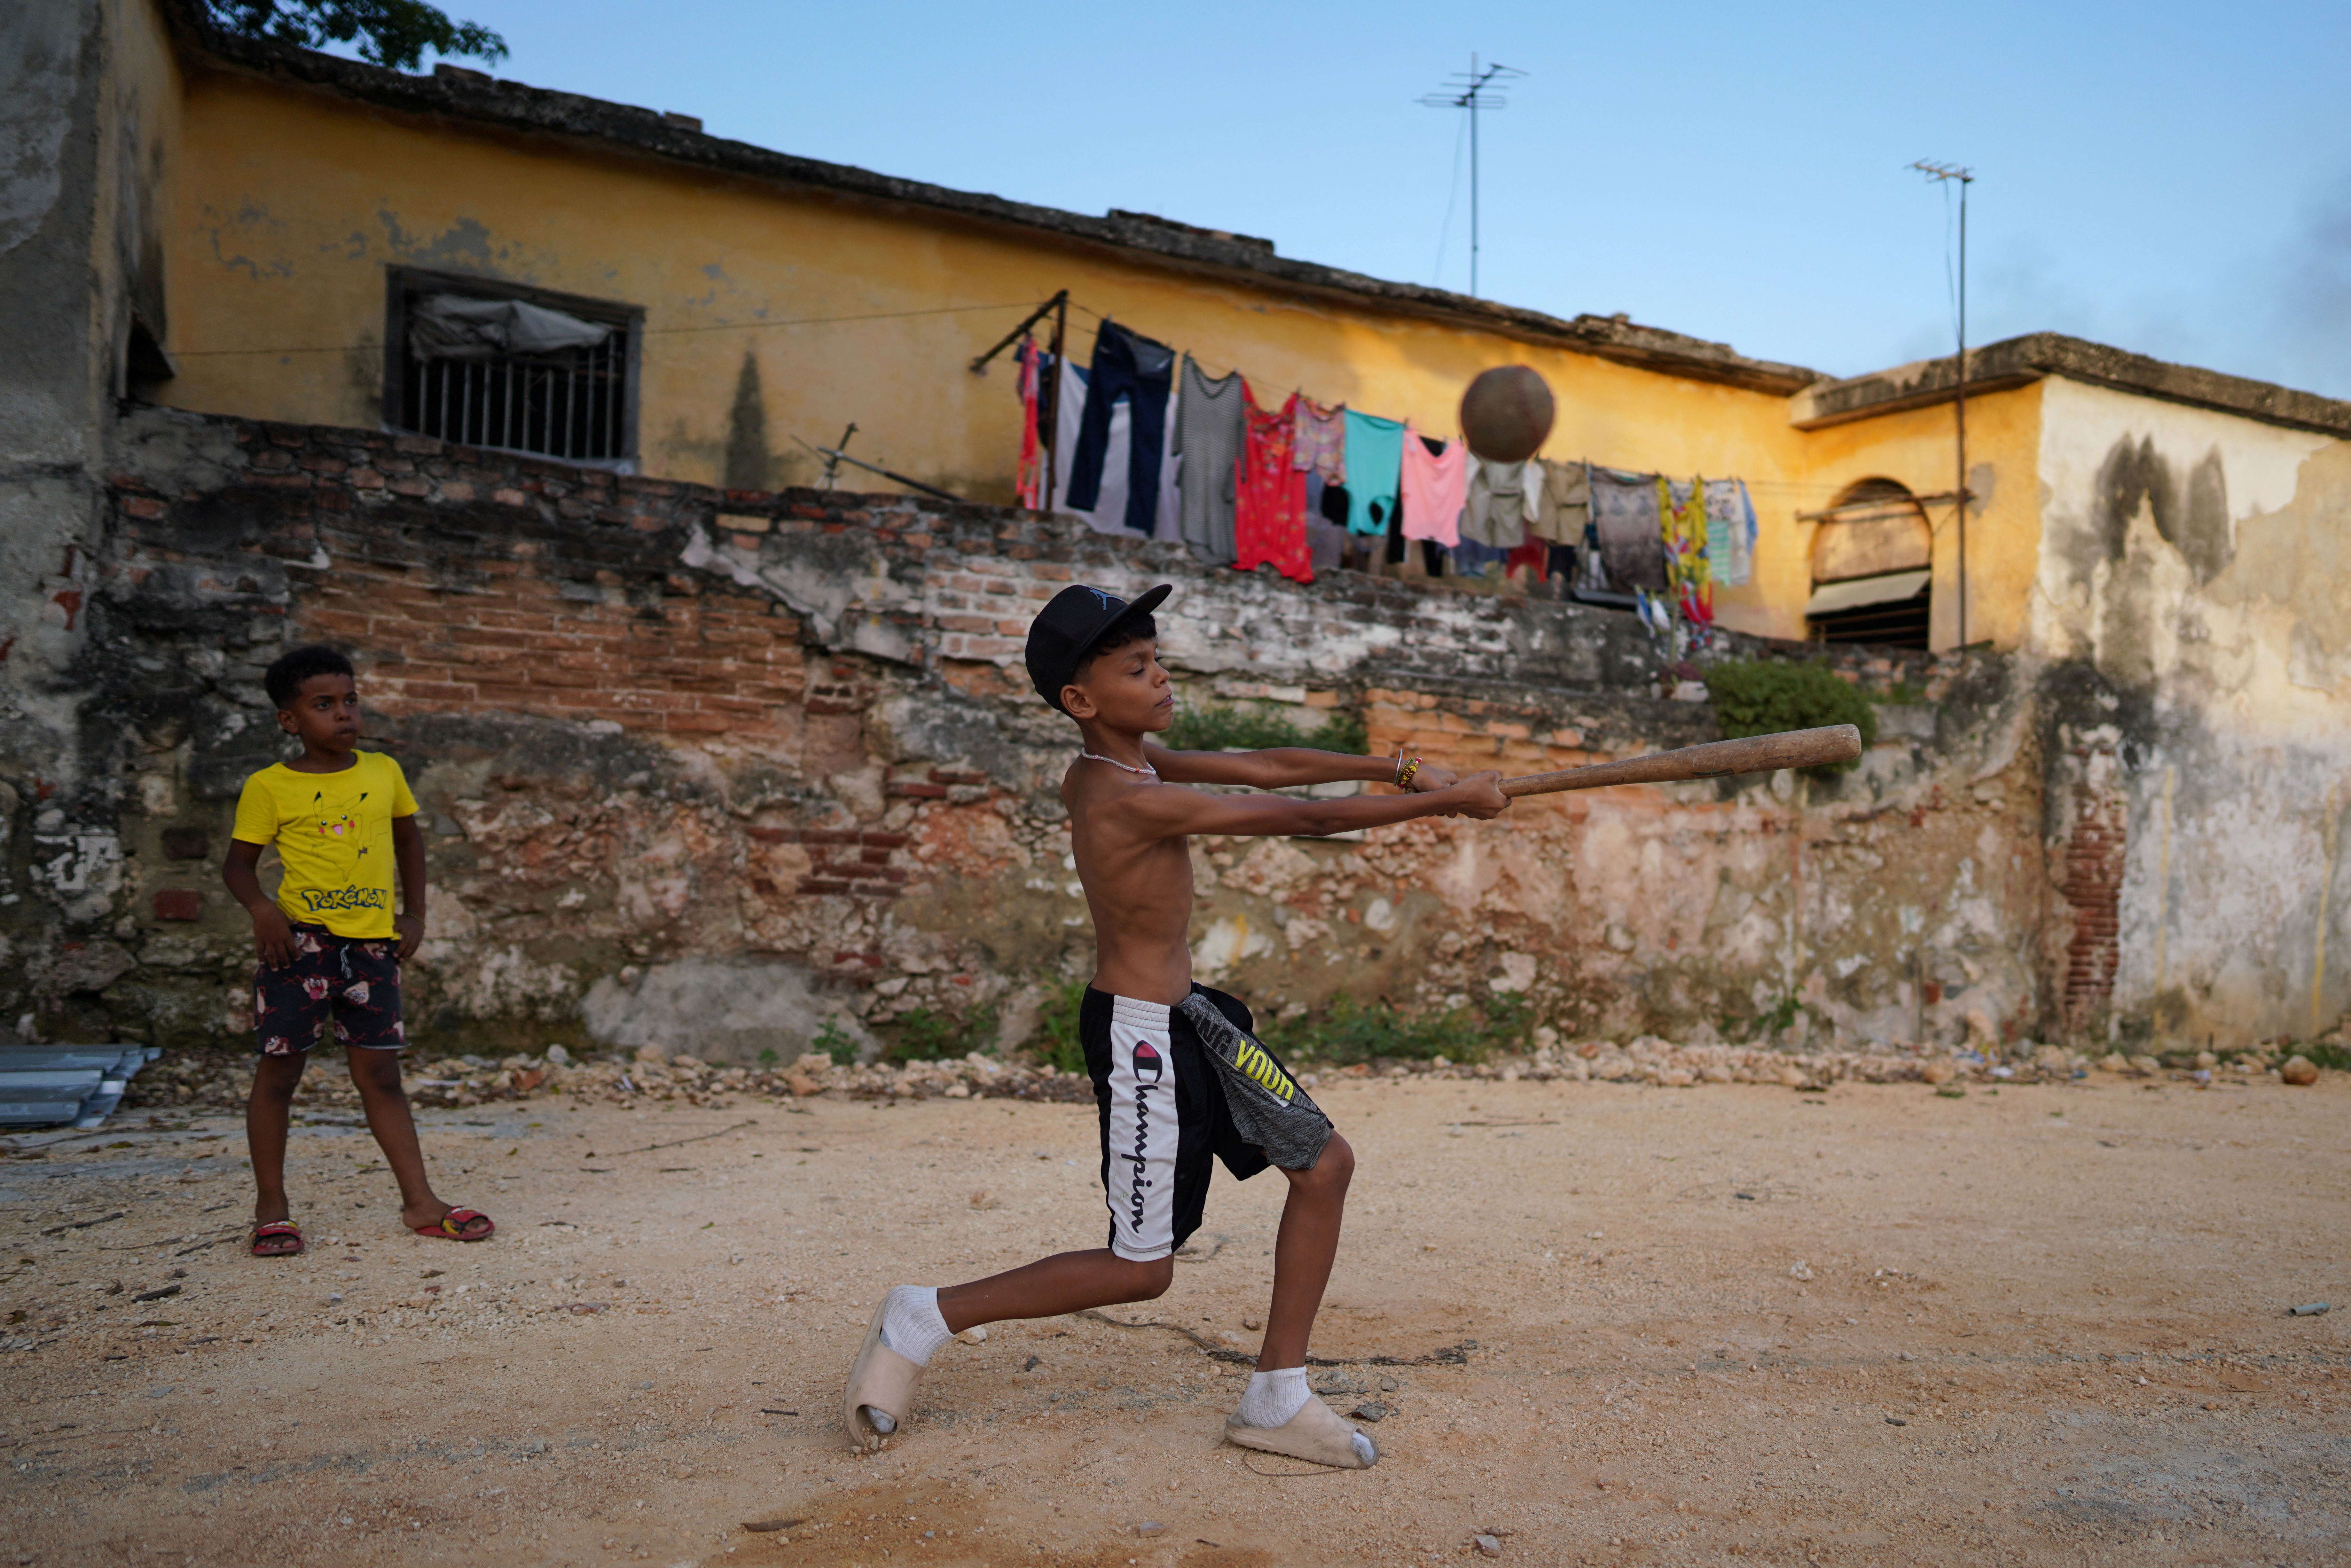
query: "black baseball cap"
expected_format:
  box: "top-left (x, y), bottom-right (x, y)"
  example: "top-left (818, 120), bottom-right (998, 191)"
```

top-left (1024, 582), bottom-right (1173, 712)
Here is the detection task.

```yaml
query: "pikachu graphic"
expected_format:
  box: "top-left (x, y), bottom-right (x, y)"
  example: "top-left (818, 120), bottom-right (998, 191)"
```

top-left (310, 788), bottom-right (372, 880)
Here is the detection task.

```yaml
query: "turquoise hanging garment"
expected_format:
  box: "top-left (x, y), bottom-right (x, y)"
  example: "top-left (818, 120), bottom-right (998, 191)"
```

top-left (1341, 410), bottom-right (1406, 536)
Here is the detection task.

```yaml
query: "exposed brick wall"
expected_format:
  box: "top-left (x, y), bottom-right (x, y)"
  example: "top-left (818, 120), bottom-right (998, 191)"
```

top-left (2058, 753), bottom-right (2129, 1034)
top-left (116, 426), bottom-right (830, 744)
top-left (36, 408), bottom-right (2075, 1061)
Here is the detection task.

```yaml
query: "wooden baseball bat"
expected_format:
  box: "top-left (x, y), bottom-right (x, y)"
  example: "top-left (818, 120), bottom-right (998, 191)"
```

top-left (1497, 724), bottom-right (1862, 798)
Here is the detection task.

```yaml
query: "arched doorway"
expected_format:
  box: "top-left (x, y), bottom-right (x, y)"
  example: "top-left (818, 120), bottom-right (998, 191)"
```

top-left (1806, 478), bottom-right (1932, 648)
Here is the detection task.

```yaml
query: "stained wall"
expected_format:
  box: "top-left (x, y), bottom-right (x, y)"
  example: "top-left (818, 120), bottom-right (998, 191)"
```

top-left (11, 407), bottom-right (2065, 1065)
top-left (2031, 377), bottom-right (2351, 1044)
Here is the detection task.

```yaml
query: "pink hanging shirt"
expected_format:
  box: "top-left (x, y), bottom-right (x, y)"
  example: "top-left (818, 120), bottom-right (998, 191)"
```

top-left (1398, 424), bottom-right (1466, 547)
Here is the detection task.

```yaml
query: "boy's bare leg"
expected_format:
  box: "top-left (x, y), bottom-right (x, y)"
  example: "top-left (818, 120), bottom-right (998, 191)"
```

top-left (1257, 1132), bottom-right (1354, 1369)
top-left (344, 1048), bottom-right (460, 1233)
top-left (937, 1251), bottom-right (1172, 1333)
top-left (936, 1133), bottom-right (1354, 1357)
top-left (246, 1053), bottom-right (307, 1232)
top-left (1221, 1133), bottom-right (1373, 1464)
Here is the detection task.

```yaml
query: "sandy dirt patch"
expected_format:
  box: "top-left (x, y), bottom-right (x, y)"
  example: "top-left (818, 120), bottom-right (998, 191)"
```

top-left (4, 1071), bottom-right (2347, 1566)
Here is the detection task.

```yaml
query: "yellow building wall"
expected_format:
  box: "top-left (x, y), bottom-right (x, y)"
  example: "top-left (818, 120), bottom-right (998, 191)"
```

top-left (157, 59), bottom-right (2044, 652)
top-left (97, 0), bottom-right (188, 400)
top-left (158, 77), bottom-right (1802, 490)
top-left (1735, 383), bottom-right (2047, 648)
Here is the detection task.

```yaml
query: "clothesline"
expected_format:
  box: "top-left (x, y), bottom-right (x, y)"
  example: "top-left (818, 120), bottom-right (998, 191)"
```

top-left (1058, 302), bottom-right (1758, 498)
top-left (1019, 309), bottom-right (1758, 630)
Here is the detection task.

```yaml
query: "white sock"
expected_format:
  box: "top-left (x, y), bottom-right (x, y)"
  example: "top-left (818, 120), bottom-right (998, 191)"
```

top-left (877, 1284), bottom-right (951, 1368)
top-left (1234, 1365), bottom-right (1312, 1429)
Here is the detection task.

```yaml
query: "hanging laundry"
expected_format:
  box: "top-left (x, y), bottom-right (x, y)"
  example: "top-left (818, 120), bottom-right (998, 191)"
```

top-left (1305, 517), bottom-right (1348, 574)
top-left (1173, 354), bottom-right (1248, 566)
top-left (1590, 466), bottom-right (1668, 592)
top-left (1237, 389), bottom-right (1313, 583)
top-left (1013, 339), bottom-right (1045, 509)
top-left (1399, 428), bottom-right (1466, 548)
top-left (1578, 518), bottom-right (1610, 594)
top-left (1151, 405), bottom-right (1180, 544)
top-left (1505, 537), bottom-right (1550, 583)
top-left (1635, 587), bottom-right (1676, 638)
top-left (1053, 357), bottom-right (1131, 535)
top-left (1316, 475), bottom-right (1351, 527)
top-left (1703, 477), bottom-right (1756, 587)
top-left (1341, 410), bottom-right (1406, 536)
top-left (1292, 396), bottom-right (1347, 484)
top-left (1533, 460), bottom-right (1591, 545)
top-left (1309, 476), bottom-right (1354, 569)
top-left (1065, 320), bottom-right (1175, 535)
top-left (1053, 355), bottom-right (1179, 538)
top-left (1659, 476), bottom-right (1713, 625)
top-left (1460, 455), bottom-right (1538, 549)
top-left (1449, 536), bottom-right (1510, 578)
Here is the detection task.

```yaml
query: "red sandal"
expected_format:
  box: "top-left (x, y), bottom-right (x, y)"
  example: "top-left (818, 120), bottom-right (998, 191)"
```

top-left (414, 1207), bottom-right (495, 1242)
top-left (250, 1220), bottom-right (305, 1258)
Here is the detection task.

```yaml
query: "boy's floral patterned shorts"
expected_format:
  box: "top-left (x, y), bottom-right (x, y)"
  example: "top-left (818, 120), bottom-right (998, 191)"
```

top-left (254, 923), bottom-right (405, 1055)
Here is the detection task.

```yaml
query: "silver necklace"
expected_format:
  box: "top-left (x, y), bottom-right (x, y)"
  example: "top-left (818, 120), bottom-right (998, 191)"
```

top-left (1079, 749), bottom-right (1157, 778)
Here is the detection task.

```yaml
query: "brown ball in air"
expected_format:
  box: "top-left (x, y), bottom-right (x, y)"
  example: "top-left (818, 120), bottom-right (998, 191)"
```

top-left (1459, 365), bottom-right (1556, 463)
top-left (2281, 1054), bottom-right (2318, 1086)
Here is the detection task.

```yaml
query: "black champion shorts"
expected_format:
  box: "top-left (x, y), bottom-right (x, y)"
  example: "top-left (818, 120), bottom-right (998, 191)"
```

top-left (1080, 984), bottom-right (1334, 1263)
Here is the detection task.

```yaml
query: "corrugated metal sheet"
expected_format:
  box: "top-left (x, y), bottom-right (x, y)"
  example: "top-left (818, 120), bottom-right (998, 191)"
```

top-left (0, 1046), bottom-right (162, 1128)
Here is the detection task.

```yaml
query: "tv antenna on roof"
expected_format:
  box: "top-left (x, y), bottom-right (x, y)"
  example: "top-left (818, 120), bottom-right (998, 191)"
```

top-left (1420, 54), bottom-right (1524, 298)
top-left (1909, 158), bottom-right (1974, 647)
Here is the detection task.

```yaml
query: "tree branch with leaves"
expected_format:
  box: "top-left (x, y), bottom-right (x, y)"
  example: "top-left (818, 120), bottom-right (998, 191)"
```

top-left (204, 0), bottom-right (508, 72)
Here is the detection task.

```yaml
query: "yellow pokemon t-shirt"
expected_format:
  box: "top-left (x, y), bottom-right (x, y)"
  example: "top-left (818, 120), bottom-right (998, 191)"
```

top-left (230, 751), bottom-right (419, 939)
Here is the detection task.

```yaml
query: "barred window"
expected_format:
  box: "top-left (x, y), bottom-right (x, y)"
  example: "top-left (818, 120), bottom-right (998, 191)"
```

top-left (383, 270), bottom-right (640, 466)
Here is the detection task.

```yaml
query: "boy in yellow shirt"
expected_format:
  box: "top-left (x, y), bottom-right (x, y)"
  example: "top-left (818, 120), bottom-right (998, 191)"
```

top-left (223, 645), bottom-right (492, 1257)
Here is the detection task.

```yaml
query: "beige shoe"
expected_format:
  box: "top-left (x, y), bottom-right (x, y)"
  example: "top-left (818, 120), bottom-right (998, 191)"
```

top-left (1225, 1392), bottom-right (1378, 1468)
top-left (842, 1293), bottom-right (925, 1451)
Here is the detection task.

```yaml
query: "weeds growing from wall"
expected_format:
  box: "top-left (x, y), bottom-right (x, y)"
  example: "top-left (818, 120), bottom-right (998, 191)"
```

top-left (1016, 979), bottom-right (1529, 1071)
top-left (1027, 979), bottom-right (1089, 1076)
top-left (1725, 994), bottom-right (1810, 1043)
top-left (811, 1017), bottom-right (859, 1067)
top-left (1164, 700), bottom-right (1368, 757)
top-left (1265, 991), bottom-right (1529, 1066)
top-left (887, 1005), bottom-right (1000, 1063)
top-left (1706, 660), bottom-right (1877, 774)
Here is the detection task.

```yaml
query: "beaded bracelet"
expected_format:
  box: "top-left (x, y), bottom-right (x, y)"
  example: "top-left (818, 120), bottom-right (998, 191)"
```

top-left (1396, 757), bottom-right (1422, 791)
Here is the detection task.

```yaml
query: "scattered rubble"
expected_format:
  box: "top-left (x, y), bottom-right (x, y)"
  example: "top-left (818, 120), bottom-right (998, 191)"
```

top-left (89, 1033), bottom-right (2323, 1121)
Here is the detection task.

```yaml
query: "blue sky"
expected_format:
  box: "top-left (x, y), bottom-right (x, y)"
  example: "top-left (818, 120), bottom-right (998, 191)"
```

top-left (388, 0), bottom-right (2351, 394)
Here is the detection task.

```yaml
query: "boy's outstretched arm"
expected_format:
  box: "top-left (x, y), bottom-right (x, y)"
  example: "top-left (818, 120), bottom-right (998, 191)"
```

top-left (1117, 771), bottom-right (1508, 841)
top-left (1145, 742), bottom-right (1459, 794)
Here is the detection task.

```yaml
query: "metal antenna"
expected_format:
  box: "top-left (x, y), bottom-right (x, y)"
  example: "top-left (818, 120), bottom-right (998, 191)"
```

top-left (1421, 55), bottom-right (1524, 298)
top-left (1909, 159), bottom-right (1974, 648)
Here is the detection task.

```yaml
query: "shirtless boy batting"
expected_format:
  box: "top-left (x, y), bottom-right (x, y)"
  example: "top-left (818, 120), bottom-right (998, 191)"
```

top-left (842, 583), bottom-right (1508, 1468)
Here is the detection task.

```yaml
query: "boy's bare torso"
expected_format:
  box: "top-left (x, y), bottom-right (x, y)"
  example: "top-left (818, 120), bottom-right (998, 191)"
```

top-left (1050, 631), bottom-right (1505, 1008)
top-left (1062, 760), bottom-right (1197, 1005)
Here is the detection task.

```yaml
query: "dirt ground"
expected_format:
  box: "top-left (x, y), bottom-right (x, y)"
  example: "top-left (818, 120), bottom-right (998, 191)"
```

top-left (5, 1069), bottom-right (2348, 1567)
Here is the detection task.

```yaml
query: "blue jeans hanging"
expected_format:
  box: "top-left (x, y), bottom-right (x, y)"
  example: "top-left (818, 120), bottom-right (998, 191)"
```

top-left (1064, 321), bottom-right (1175, 535)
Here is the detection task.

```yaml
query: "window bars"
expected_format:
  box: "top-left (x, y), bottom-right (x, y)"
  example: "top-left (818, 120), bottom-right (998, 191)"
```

top-left (400, 322), bottom-right (629, 462)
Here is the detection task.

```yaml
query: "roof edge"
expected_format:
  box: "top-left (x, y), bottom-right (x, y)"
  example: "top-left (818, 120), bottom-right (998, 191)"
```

top-left (170, 16), bottom-right (1824, 396)
top-left (1791, 332), bottom-right (2351, 438)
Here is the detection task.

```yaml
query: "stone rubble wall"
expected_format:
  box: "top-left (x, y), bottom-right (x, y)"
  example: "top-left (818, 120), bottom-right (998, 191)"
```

top-left (0, 405), bottom-right (2213, 1062)
top-left (125, 1038), bottom-right (2309, 1126)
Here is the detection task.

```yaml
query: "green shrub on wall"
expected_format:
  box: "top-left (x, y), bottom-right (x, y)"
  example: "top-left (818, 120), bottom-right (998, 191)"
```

top-left (1705, 660), bottom-right (1877, 774)
top-left (1028, 979), bottom-right (1088, 1075)
top-left (1164, 701), bottom-right (1368, 757)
